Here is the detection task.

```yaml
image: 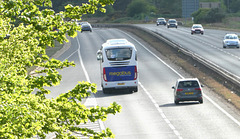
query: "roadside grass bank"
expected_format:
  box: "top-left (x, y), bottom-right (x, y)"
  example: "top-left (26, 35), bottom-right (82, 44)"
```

top-left (116, 26), bottom-right (240, 110)
top-left (46, 40), bottom-right (64, 57)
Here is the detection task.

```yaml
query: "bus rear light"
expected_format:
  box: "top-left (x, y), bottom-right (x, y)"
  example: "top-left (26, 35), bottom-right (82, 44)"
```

top-left (103, 68), bottom-right (107, 82)
top-left (134, 66), bottom-right (137, 80)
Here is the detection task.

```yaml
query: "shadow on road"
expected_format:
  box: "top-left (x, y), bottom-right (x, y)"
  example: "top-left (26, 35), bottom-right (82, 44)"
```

top-left (94, 89), bottom-right (134, 98)
top-left (159, 102), bottom-right (201, 107)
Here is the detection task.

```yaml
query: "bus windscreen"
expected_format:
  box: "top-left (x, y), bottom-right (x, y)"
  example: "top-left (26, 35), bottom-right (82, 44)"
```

top-left (106, 48), bottom-right (132, 61)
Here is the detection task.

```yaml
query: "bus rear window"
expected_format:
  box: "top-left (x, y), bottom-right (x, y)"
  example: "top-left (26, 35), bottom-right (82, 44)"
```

top-left (106, 48), bottom-right (132, 61)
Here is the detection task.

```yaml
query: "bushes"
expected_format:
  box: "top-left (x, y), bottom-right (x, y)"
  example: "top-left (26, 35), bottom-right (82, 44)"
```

top-left (192, 8), bottom-right (226, 24)
top-left (126, 0), bottom-right (156, 18)
top-left (205, 8), bottom-right (226, 23)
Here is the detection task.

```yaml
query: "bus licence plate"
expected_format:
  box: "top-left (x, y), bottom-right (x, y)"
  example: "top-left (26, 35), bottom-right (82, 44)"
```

top-left (185, 92), bottom-right (193, 95)
top-left (118, 83), bottom-right (125, 85)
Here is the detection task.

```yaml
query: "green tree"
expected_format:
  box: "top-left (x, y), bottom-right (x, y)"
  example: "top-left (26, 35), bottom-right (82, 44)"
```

top-left (205, 8), bottom-right (225, 23)
top-left (229, 0), bottom-right (240, 13)
top-left (126, 0), bottom-right (152, 17)
top-left (192, 8), bottom-right (225, 23)
top-left (0, 0), bottom-right (121, 138)
top-left (192, 8), bottom-right (211, 23)
top-left (149, 0), bottom-right (181, 16)
top-left (113, 0), bottom-right (132, 12)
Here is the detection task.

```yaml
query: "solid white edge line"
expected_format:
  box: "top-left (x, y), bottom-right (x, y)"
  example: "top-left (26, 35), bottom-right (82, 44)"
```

top-left (203, 94), bottom-right (240, 126)
top-left (76, 36), bottom-right (106, 131)
top-left (76, 36), bottom-right (90, 83)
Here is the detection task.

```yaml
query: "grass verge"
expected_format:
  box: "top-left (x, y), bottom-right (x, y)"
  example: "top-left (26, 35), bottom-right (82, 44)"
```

top-left (46, 40), bottom-right (64, 57)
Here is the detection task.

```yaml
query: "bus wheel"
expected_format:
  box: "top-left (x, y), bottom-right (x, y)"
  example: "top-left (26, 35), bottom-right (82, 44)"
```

top-left (103, 88), bottom-right (110, 94)
top-left (132, 87), bottom-right (138, 92)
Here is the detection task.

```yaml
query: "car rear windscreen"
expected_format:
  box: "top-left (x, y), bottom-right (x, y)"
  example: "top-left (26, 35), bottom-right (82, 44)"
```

top-left (178, 81), bottom-right (199, 88)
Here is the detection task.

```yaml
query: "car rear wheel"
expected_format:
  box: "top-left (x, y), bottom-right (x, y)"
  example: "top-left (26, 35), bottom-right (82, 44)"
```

top-left (199, 99), bottom-right (203, 104)
top-left (174, 99), bottom-right (179, 104)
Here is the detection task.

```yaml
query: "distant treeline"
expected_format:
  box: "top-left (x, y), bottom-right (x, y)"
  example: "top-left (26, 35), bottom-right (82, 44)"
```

top-left (51, 0), bottom-right (240, 23)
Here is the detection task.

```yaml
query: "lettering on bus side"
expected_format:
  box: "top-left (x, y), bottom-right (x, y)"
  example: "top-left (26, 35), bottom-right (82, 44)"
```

top-left (109, 71), bottom-right (131, 76)
top-left (105, 66), bottom-right (135, 81)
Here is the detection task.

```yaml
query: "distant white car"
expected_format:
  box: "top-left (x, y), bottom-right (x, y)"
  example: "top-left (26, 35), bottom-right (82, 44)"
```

top-left (167, 19), bottom-right (178, 28)
top-left (191, 24), bottom-right (204, 35)
top-left (156, 18), bottom-right (166, 26)
top-left (223, 34), bottom-right (240, 48)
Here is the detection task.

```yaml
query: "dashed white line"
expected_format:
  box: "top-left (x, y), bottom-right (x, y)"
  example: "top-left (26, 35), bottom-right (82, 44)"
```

top-left (139, 82), bottom-right (183, 139)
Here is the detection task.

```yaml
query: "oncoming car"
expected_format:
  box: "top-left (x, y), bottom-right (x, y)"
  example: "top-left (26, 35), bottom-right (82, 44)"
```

top-left (191, 24), bottom-right (204, 35)
top-left (172, 78), bottom-right (203, 104)
top-left (223, 34), bottom-right (240, 48)
top-left (156, 18), bottom-right (166, 26)
top-left (167, 19), bottom-right (178, 28)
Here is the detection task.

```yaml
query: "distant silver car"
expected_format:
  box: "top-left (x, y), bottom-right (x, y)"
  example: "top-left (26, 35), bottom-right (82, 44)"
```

top-left (223, 34), bottom-right (240, 48)
top-left (172, 78), bottom-right (203, 104)
top-left (167, 19), bottom-right (178, 28)
top-left (80, 22), bottom-right (92, 32)
top-left (191, 24), bottom-right (204, 35)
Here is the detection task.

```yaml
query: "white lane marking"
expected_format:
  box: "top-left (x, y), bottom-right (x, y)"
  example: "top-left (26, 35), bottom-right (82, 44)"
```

top-left (203, 94), bottom-right (240, 126)
top-left (119, 30), bottom-right (183, 139)
top-left (139, 82), bottom-right (183, 139)
top-left (120, 29), bottom-right (240, 128)
top-left (76, 37), bottom-right (90, 82)
top-left (75, 36), bottom-right (106, 130)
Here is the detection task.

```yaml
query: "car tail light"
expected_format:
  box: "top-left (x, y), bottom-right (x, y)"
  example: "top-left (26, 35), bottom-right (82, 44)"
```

top-left (103, 68), bottom-right (107, 82)
top-left (134, 66), bottom-right (137, 80)
top-left (195, 88), bottom-right (201, 91)
top-left (195, 88), bottom-right (202, 94)
top-left (177, 89), bottom-right (183, 92)
top-left (176, 88), bottom-right (183, 95)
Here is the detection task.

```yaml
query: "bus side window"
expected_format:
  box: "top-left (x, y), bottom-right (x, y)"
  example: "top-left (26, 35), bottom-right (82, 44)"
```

top-left (135, 53), bottom-right (137, 61)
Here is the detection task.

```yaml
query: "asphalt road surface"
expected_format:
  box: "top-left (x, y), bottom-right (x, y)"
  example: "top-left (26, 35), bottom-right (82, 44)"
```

top-left (135, 24), bottom-right (240, 79)
top-left (47, 28), bottom-right (240, 139)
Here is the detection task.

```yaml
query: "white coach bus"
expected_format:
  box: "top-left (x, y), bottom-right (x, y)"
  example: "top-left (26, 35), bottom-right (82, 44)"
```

top-left (97, 39), bottom-right (138, 93)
